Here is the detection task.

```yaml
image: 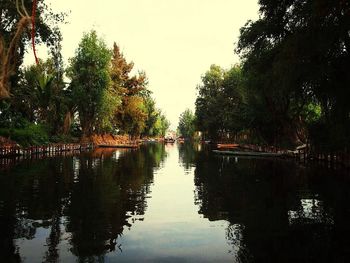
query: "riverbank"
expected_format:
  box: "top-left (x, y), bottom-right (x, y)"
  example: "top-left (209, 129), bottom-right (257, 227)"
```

top-left (0, 134), bottom-right (162, 158)
top-left (0, 142), bottom-right (93, 158)
top-left (213, 142), bottom-right (350, 169)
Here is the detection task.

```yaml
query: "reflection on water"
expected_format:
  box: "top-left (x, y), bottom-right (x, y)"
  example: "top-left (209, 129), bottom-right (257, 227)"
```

top-left (0, 144), bottom-right (166, 262)
top-left (1, 143), bottom-right (350, 262)
top-left (193, 148), bottom-right (350, 262)
top-left (288, 198), bottom-right (334, 225)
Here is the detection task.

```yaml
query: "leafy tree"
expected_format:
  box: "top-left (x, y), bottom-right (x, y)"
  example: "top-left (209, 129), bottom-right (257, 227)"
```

top-left (195, 65), bottom-right (225, 139)
top-left (0, 57), bottom-right (68, 138)
top-left (195, 65), bottom-right (245, 140)
top-left (110, 43), bottom-right (148, 137)
top-left (178, 109), bottom-right (196, 139)
top-left (95, 88), bottom-right (120, 134)
top-left (68, 31), bottom-right (112, 137)
top-left (120, 96), bottom-right (147, 138)
top-left (158, 112), bottom-right (170, 137)
top-left (0, 0), bottom-right (65, 98)
top-left (142, 96), bottom-right (158, 137)
top-left (141, 96), bottom-right (170, 137)
top-left (237, 0), bottom-right (350, 148)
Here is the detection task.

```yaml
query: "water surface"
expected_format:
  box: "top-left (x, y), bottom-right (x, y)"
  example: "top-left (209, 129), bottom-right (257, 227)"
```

top-left (1, 143), bottom-right (350, 262)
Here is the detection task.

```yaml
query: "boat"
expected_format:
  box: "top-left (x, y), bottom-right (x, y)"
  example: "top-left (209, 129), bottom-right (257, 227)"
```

top-left (164, 138), bottom-right (175, 143)
top-left (213, 150), bottom-right (284, 157)
top-left (98, 144), bottom-right (139, 149)
top-left (177, 137), bottom-right (185, 143)
top-left (216, 143), bottom-right (239, 149)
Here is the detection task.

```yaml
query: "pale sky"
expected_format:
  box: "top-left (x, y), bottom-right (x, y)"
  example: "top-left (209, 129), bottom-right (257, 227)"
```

top-left (30, 0), bottom-right (259, 129)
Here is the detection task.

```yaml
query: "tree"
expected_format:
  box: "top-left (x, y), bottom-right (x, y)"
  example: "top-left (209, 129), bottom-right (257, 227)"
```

top-left (68, 31), bottom-right (112, 137)
top-left (141, 96), bottom-right (170, 137)
top-left (95, 87), bottom-right (121, 134)
top-left (142, 96), bottom-right (158, 137)
top-left (0, 0), bottom-right (65, 98)
top-left (195, 65), bottom-right (245, 140)
top-left (110, 43), bottom-right (148, 137)
top-left (0, 56), bottom-right (69, 138)
top-left (120, 96), bottom-right (147, 138)
top-left (195, 65), bottom-right (225, 139)
top-left (158, 113), bottom-right (170, 137)
top-left (178, 109), bottom-right (196, 139)
top-left (236, 0), bottom-right (350, 148)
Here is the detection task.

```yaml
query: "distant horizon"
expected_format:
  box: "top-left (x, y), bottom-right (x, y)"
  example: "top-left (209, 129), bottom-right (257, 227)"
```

top-left (25, 0), bottom-right (259, 129)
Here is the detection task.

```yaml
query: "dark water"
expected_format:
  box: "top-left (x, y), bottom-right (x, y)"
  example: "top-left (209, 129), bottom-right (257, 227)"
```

top-left (1, 143), bottom-right (350, 262)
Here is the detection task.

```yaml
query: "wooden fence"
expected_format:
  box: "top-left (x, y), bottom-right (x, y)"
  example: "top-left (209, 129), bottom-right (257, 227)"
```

top-left (0, 143), bottom-right (93, 158)
top-left (230, 143), bottom-right (350, 169)
top-left (0, 143), bottom-right (93, 170)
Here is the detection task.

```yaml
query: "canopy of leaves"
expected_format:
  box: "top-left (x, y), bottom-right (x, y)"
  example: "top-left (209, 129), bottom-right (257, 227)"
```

top-left (68, 31), bottom-right (112, 137)
top-left (195, 65), bottom-right (246, 140)
top-left (0, 0), bottom-right (66, 97)
top-left (178, 109), bottom-right (196, 139)
top-left (235, 0), bottom-right (350, 148)
top-left (110, 43), bottom-right (150, 137)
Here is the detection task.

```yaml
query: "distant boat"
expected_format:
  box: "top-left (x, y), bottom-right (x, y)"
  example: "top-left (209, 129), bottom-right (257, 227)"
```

top-left (213, 150), bottom-right (284, 157)
top-left (217, 143), bottom-right (239, 149)
top-left (164, 137), bottom-right (175, 143)
top-left (177, 137), bottom-right (185, 143)
top-left (98, 144), bottom-right (139, 149)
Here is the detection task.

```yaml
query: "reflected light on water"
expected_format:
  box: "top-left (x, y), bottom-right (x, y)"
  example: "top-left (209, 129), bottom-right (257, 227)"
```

top-left (0, 143), bottom-right (350, 262)
top-left (288, 198), bottom-right (334, 225)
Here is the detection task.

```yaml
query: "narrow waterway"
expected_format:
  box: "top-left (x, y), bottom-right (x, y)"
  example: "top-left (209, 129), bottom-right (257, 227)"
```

top-left (1, 143), bottom-right (350, 262)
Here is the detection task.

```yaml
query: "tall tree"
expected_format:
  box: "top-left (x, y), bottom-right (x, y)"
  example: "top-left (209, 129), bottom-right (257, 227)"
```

top-left (158, 113), bottom-right (170, 137)
top-left (110, 43), bottom-right (148, 137)
top-left (142, 96), bottom-right (158, 137)
top-left (195, 65), bottom-right (225, 139)
top-left (68, 31), bottom-right (112, 137)
top-left (195, 65), bottom-right (245, 140)
top-left (142, 96), bottom-right (170, 137)
top-left (236, 0), bottom-right (350, 147)
top-left (178, 109), bottom-right (196, 139)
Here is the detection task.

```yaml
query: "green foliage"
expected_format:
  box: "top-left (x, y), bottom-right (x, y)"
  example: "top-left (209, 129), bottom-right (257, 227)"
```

top-left (178, 109), bottom-right (196, 139)
top-left (121, 96), bottom-right (148, 137)
top-left (143, 96), bottom-right (158, 136)
top-left (0, 122), bottom-right (49, 147)
top-left (158, 113), bottom-right (170, 137)
top-left (50, 134), bottom-right (77, 144)
top-left (195, 65), bottom-right (225, 138)
top-left (193, 0), bottom-right (349, 148)
top-left (304, 103), bottom-right (322, 125)
top-left (195, 64), bottom-right (246, 140)
top-left (96, 88), bottom-right (121, 134)
top-left (0, 1), bottom-right (169, 145)
top-left (235, 0), bottom-right (350, 148)
top-left (1, 56), bottom-right (69, 137)
top-left (142, 96), bottom-right (170, 137)
top-left (0, 100), bottom-right (28, 128)
top-left (110, 43), bottom-right (150, 137)
top-left (68, 31), bottom-right (112, 136)
top-left (0, 0), bottom-right (66, 96)
top-left (21, 58), bottom-right (68, 133)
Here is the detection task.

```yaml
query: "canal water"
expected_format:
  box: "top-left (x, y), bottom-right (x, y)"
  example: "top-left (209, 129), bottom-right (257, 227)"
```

top-left (1, 143), bottom-right (350, 262)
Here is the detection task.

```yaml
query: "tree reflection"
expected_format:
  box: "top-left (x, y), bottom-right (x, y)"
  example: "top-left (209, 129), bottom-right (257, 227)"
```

top-left (178, 142), bottom-right (196, 171)
top-left (66, 144), bottom-right (167, 260)
top-left (193, 151), bottom-right (349, 262)
top-left (0, 143), bottom-right (167, 262)
top-left (0, 157), bottom-right (74, 262)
